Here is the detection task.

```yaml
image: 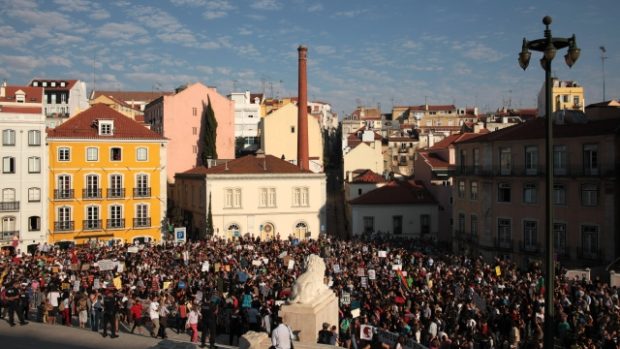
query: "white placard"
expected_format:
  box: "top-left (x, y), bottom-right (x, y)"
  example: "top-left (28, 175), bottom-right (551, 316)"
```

top-left (341, 292), bottom-right (351, 305)
top-left (368, 269), bottom-right (376, 280)
top-left (127, 246), bottom-right (139, 253)
top-left (201, 261), bottom-right (210, 272)
top-left (116, 262), bottom-right (125, 273)
top-left (333, 264), bottom-right (341, 273)
top-left (360, 325), bottom-right (374, 340)
top-left (392, 264), bottom-right (402, 271)
top-left (378, 251), bottom-right (387, 258)
top-left (279, 251), bottom-right (288, 258)
top-left (351, 308), bottom-right (360, 318)
top-left (287, 259), bottom-right (295, 270)
top-left (252, 260), bottom-right (262, 267)
top-left (98, 259), bottom-right (116, 271)
top-left (262, 258), bottom-right (269, 265)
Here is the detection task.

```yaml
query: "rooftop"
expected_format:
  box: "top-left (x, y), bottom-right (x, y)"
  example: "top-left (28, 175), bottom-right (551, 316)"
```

top-left (91, 90), bottom-right (173, 103)
top-left (181, 154), bottom-right (314, 175)
top-left (349, 180), bottom-right (436, 205)
top-left (0, 85), bottom-right (44, 104)
top-left (350, 169), bottom-right (386, 184)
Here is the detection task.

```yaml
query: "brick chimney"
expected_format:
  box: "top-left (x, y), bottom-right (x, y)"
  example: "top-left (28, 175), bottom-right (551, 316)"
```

top-left (297, 45), bottom-right (309, 170)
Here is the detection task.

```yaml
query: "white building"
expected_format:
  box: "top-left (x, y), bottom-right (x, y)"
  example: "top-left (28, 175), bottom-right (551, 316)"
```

top-left (229, 91), bottom-right (263, 153)
top-left (349, 180), bottom-right (438, 239)
top-left (174, 152), bottom-right (326, 240)
top-left (308, 101), bottom-right (339, 134)
top-left (29, 79), bottom-right (89, 128)
top-left (0, 82), bottom-right (48, 253)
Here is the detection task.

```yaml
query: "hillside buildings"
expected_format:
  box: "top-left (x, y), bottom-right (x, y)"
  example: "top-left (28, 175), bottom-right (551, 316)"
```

top-left (0, 82), bottom-right (48, 253)
top-left (29, 79), bottom-right (89, 128)
top-left (46, 104), bottom-right (167, 245)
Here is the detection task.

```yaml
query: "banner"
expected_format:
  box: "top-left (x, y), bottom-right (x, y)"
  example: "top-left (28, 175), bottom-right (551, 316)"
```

top-left (360, 325), bottom-right (374, 341)
top-left (375, 328), bottom-right (429, 349)
top-left (378, 251), bottom-right (387, 258)
top-left (127, 246), bottom-right (139, 253)
top-left (341, 292), bottom-right (351, 305)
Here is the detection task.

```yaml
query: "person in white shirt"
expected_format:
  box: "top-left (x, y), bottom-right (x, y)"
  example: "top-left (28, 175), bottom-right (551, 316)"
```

top-left (149, 296), bottom-right (160, 337)
top-left (187, 305), bottom-right (200, 343)
top-left (272, 317), bottom-right (294, 349)
top-left (47, 289), bottom-right (61, 324)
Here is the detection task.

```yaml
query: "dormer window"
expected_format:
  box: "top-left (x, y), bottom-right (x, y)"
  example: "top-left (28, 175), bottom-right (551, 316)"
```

top-left (60, 81), bottom-right (66, 87)
top-left (33, 81), bottom-right (39, 87)
top-left (99, 120), bottom-right (114, 136)
top-left (42, 82), bottom-right (47, 87)
top-left (15, 91), bottom-right (25, 103)
top-left (51, 82), bottom-right (56, 87)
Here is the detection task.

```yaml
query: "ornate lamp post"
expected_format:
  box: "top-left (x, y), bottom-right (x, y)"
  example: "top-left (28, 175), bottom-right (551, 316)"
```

top-left (518, 16), bottom-right (580, 349)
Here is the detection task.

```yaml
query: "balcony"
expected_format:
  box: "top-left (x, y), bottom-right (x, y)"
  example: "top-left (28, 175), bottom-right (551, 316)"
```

top-left (494, 238), bottom-right (514, 252)
top-left (54, 221), bottom-right (74, 232)
top-left (106, 188), bottom-right (125, 199)
top-left (82, 188), bottom-right (102, 200)
top-left (82, 219), bottom-right (102, 231)
top-left (0, 201), bottom-right (20, 212)
top-left (54, 189), bottom-right (74, 200)
top-left (106, 218), bottom-right (125, 229)
top-left (0, 230), bottom-right (18, 241)
top-left (577, 248), bottom-right (604, 261)
top-left (455, 165), bottom-right (616, 178)
top-left (133, 187), bottom-right (151, 198)
top-left (520, 241), bottom-right (541, 254)
top-left (133, 217), bottom-right (151, 228)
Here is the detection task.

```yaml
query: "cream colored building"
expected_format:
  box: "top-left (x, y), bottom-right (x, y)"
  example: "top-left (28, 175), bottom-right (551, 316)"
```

top-left (173, 153), bottom-right (326, 240)
top-left (537, 78), bottom-right (585, 116)
top-left (343, 132), bottom-right (385, 183)
top-left (261, 103), bottom-right (324, 172)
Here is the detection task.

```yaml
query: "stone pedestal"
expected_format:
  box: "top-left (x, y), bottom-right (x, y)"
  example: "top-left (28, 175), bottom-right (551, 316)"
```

top-left (279, 291), bottom-right (339, 344)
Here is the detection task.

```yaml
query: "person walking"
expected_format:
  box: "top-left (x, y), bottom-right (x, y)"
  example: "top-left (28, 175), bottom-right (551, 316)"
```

top-left (149, 295), bottom-right (160, 338)
top-left (5, 280), bottom-right (27, 326)
top-left (158, 295), bottom-right (170, 339)
top-left (200, 292), bottom-right (219, 349)
top-left (130, 297), bottom-right (146, 335)
top-left (272, 316), bottom-right (294, 349)
top-left (92, 294), bottom-right (103, 331)
top-left (187, 303), bottom-right (200, 343)
top-left (102, 289), bottom-right (118, 338)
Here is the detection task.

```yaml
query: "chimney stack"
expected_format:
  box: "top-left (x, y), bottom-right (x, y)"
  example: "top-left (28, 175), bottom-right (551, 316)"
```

top-left (0, 80), bottom-right (6, 98)
top-left (297, 45), bottom-right (309, 171)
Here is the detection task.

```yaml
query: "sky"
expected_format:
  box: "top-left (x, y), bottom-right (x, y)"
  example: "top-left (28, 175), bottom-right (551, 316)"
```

top-left (0, 0), bottom-right (618, 116)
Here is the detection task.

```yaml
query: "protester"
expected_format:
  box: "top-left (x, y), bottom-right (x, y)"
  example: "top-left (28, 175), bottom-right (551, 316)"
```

top-left (272, 316), bottom-right (295, 349)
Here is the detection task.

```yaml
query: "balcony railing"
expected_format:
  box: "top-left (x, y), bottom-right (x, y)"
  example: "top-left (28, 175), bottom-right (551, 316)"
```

top-left (133, 187), bottom-right (151, 198)
top-left (520, 241), bottom-right (541, 254)
top-left (0, 230), bottom-right (18, 241)
top-left (54, 189), bottom-right (74, 200)
top-left (82, 219), bottom-right (102, 231)
top-left (106, 188), bottom-right (125, 199)
top-left (133, 217), bottom-right (151, 228)
top-left (494, 238), bottom-right (514, 251)
top-left (82, 188), bottom-right (102, 199)
top-left (455, 165), bottom-right (616, 178)
top-left (0, 201), bottom-right (20, 212)
top-left (54, 221), bottom-right (74, 232)
top-left (106, 218), bottom-right (125, 229)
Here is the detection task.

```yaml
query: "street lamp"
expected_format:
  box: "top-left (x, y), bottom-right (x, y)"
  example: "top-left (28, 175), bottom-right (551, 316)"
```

top-left (518, 16), bottom-right (579, 349)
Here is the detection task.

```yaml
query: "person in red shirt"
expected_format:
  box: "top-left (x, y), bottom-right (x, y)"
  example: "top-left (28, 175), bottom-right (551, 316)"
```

top-left (129, 297), bottom-right (145, 335)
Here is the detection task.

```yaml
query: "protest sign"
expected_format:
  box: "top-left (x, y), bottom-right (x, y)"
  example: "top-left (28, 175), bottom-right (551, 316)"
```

top-left (360, 325), bottom-right (374, 340)
top-left (127, 246), bottom-right (139, 253)
top-left (495, 266), bottom-right (501, 276)
top-left (378, 251), bottom-right (387, 258)
top-left (351, 308), bottom-right (361, 318)
top-left (333, 264), bottom-right (341, 273)
top-left (341, 292), bottom-right (351, 305)
top-left (287, 259), bottom-right (295, 270)
top-left (201, 261), bottom-right (210, 272)
top-left (98, 259), bottom-right (116, 271)
top-left (368, 269), bottom-right (376, 280)
top-left (357, 267), bottom-right (365, 277)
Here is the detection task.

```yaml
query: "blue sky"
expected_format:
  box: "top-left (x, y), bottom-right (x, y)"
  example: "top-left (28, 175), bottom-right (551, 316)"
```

top-left (0, 0), bottom-right (618, 116)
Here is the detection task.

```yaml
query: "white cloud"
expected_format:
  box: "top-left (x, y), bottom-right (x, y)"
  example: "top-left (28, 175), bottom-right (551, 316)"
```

top-left (97, 22), bottom-right (148, 41)
top-left (170, 0), bottom-right (206, 6)
top-left (108, 63), bottom-right (125, 71)
top-left (53, 0), bottom-right (91, 12)
top-left (204, 11), bottom-right (227, 19)
top-left (47, 55), bottom-right (72, 68)
top-left (334, 9), bottom-right (368, 18)
top-left (453, 41), bottom-right (506, 62)
top-left (53, 33), bottom-right (85, 45)
top-left (128, 5), bottom-right (200, 47)
top-left (0, 25), bottom-right (31, 47)
top-left (307, 3), bottom-right (323, 12)
top-left (206, 0), bottom-right (234, 11)
top-left (90, 8), bottom-right (110, 20)
top-left (251, 0), bottom-right (282, 11)
top-left (402, 40), bottom-right (418, 49)
top-left (314, 45), bottom-right (336, 56)
top-left (0, 55), bottom-right (42, 74)
top-left (238, 27), bottom-right (252, 36)
top-left (9, 8), bottom-right (75, 31)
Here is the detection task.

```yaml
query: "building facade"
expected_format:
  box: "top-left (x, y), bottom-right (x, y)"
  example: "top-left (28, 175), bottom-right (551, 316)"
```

top-left (143, 82), bottom-right (235, 183)
top-left (537, 78), bottom-right (585, 116)
top-left (0, 83), bottom-right (48, 253)
top-left (453, 115), bottom-right (619, 268)
top-left (229, 91), bottom-right (262, 154)
top-left (174, 153), bottom-right (326, 240)
top-left (90, 90), bottom-right (173, 112)
top-left (29, 79), bottom-right (89, 128)
top-left (47, 104), bottom-right (167, 245)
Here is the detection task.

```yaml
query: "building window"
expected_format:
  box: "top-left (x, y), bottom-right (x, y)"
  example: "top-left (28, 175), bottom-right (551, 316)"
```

top-left (471, 215), bottom-right (478, 236)
top-left (293, 187), bottom-right (309, 207)
top-left (108, 205), bottom-right (123, 229)
top-left (497, 218), bottom-right (512, 244)
top-left (524, 146), bottom-right (538, 175)
top-left (86, 147), bottom-right (98, 161)
top-left (581, 225), bottom-right (598, 256)
top-left (363, 216), bottom-right (374, 234)
top-left (573, 95), bottom-right (580, 106)
top-left (259, 188), bottom-right (276, 208)
top-left (459, 150), bottom-right (466, 171)
top-left (84, 206), bottom-right (100, 230)
top-left (58, 147), bottom-right (70, 161)
top-left (473, 148), bottom-right (480, 173)
top-left (393, 215), bottom-right (403, 235)
top-left (553, 184), bottom-right (566, 205)
top-left (2, 188), bottom-right (15, 202)
top-left (290, 126), bottom-right (295, 133)
top-left (192, 107), bottom-right (197, 116)
top-left (420, 214), bottom-right (430, 235)
top-left (457, 213), bottom-right (465, 233)
top-left (458, 181), bottom-right (465, 199)
top-left (2, 157), bottom-right (15, 173)
top-left (192, 127), bottom-right (197, 135)
top-left (192, 145), bottom-right (197, 154)
top-left (99, 121), bottom-right (113, 135)
top-left (28, 130), bottom-right (41, 146)
top-left (136, 147), bottom-right (148, 161)
top-left (28, 187), bottom-right (41, 202)
top-left (499, 147), bottom-right (511, 175)
top-left (2, 130), bottom-right (15, 146)
top-left (554, 223), bottom-right (567, 255)
top-left (470, 181), bottom-right (478, 200)
top-left (28, 157), bottom-right (41, 173)
top-left (554, 145), bottom-right (567, 175)
top-left (583, 144), bottom-right (598, 176)
top-left (56, 206), bottom-right (71, 230)
top-left (110, 147), bottom-right (122, 161)
top-left (225, 188), bottom-right (242, 208)
top-left (581, 184), bottom-right (598, 206)
top-left (498, 183), bottom-right (511, 203)
top-left (28, 216), bottom-right (41, 231)
top-left (523, 220), bottom-right (537, 248)
top-left (523, 183), bottom-right (537, 204)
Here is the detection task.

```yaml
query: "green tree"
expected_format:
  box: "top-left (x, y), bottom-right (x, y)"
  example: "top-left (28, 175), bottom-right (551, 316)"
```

top-left (206, 192), bottom-right (213, 238)
top-left (201, 96), bottom-right (218, 165)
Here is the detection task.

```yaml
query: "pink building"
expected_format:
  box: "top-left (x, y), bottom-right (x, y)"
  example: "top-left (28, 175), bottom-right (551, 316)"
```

top-left (452, 112), bottom-right (620, 268)
top-left (143, 82), bottom-right (234, 183)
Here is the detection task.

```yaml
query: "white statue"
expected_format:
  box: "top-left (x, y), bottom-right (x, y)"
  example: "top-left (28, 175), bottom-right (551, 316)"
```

top-left (289, 254), bottom-right (330, 304)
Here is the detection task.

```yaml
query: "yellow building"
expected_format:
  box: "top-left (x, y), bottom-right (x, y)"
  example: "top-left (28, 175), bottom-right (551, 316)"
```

top-left (47, 104), bottom-right (168, 245)
top-left (537, 78), bottom-right (585, 116)
top-left (89, 94), bottom-right (142, 120)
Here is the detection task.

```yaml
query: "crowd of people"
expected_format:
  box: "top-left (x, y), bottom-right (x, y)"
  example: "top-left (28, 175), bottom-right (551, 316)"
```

top-left (0, 236), bottom-right (619, 349)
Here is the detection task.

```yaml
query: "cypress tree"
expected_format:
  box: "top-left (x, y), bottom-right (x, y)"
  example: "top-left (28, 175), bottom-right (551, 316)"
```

top-left (201, 96), bottom-right (218, 165)
top-left (206, 192), bottom-right (213, 237)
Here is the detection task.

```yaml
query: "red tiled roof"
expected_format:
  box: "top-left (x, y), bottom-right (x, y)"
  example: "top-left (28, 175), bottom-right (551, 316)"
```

top-left (135, 114), bottom-right (145, 122)
top-left (0, 106), bottom-right (42, 114)
top-left (181, 154), bottom-right (313, 175)
top-left (351, 169), bottom-right (386, 184)
top-left (349, 180), bottom-right (437, 205)
top-left (350, 107), bottom-right (381, 120)
top-left (46, 104), bottom-right (165, 140)
top-left (418, 152), bottom-right (450, 169)
top-left (29, 79), bottom-right (77, 91)
top-left (91, 90), bottom-right (173, 103)
top-left (406, 104), bottom-right (456, 112)
top-left (0, 86), bottom-right (44, 103)
top-left (428, 132), bottom-right (485, 150)
top-left (460, 117), bottom-right (620, 144)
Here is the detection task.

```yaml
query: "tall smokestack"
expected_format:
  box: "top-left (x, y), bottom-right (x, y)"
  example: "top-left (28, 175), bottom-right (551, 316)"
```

top-left (297, 45), bottom-right (309, 171)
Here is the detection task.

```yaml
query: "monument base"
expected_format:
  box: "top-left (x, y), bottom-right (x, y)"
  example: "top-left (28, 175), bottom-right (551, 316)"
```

top-left (279, 291), bottom-right (339, 344)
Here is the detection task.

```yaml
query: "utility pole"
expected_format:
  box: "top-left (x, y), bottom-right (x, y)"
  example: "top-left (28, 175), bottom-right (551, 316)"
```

top-left (600, 46), bottom-right (607, 101)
